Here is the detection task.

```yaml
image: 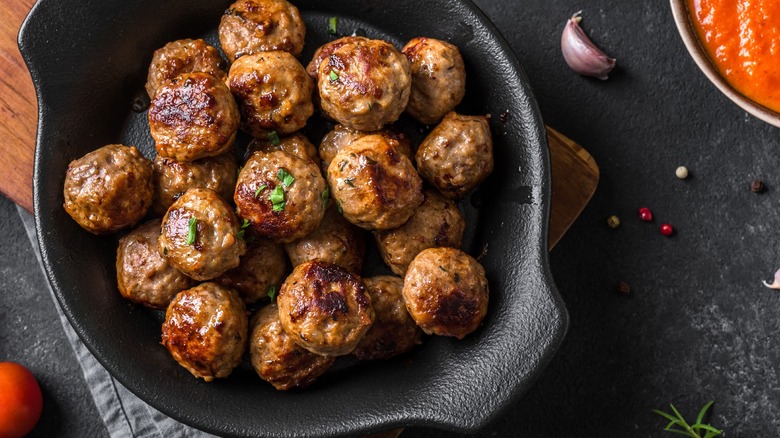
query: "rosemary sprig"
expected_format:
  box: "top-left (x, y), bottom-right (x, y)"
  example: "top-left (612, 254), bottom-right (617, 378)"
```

top-left (653, 401), bottom-right (722, 438)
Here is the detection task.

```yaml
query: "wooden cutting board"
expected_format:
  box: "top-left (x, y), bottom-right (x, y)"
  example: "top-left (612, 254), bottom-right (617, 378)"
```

top-left (0, 0), bottom-right (598, 249)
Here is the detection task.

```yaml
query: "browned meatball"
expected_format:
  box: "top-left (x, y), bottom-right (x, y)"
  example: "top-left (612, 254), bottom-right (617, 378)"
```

top-left (218, 0), bottom-right (306, 61)
top-left (116, 220), bottom-right (196, 309)
top-left (149, 72), bottom-right (239, 162)
top-left (245, 132), bottom-right (318, 163)
top-left (235, 150), bottom-right (327, 243)
top-left (228, 51), bottom-right (314, 137)
top-left (374, 189), bottom-right (465, 276)
top-left (305, 36), bottom-right (368, 79)
top-left (145, 38), bottom-right (228, 99)
top-left (152, 152), bottom-right (238, 216)
top-left (277, 261), bottom-right (374, 356)
top-left (327, 135), bottom-right (423, 230)
top-left (216, 238), bottom-right (288, 304)
top-left (317, 38), bottom-right (411, 131)
top-left (161, 282), bottom-right (248, 381)
top-left (416, 112), bottom-right (494, 199)
top-left (401, 37), bottom-right (466, 124)
top-left (402, 247), bottom-right (489, 339)
top-left (249, 304), bottom-right (335, 390)
top-left (284, 204), bottom-right (366, 274)
top-left (352, 276), bottom-right (422, 361)
top-left (318, 124), bottom-right (413, 172)
top-left (63, 144), bottom-right (153, 234)
top-left (160, 188), bottom-right (246, 281)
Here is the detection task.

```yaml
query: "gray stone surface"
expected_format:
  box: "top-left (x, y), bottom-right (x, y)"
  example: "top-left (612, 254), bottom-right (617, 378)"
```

top-left (2, 0), bottom-right (779, 436)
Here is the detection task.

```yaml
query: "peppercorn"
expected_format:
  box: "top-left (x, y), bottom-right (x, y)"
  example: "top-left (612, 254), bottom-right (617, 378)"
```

top-left (616, 281), bottom-right (631, 296)
top-left (660, 223), bottom-right (673, 236)
top-left (638, 207), bottom-right (653, 222)
top-left (751, 180), bottom-right (766, 193)
top-left (607, 215), bottom-right (620, 229)
top-left (675, 166), bottom-right (689, 179)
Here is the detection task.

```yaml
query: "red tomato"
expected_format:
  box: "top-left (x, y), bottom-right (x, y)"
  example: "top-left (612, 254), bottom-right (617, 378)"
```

top-left (0, 362), bottom-right (43, 438)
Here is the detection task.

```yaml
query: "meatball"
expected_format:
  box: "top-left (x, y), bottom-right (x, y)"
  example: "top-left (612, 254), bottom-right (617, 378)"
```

top-left (235, 150), bottom-right (327, 243)
top-left (116, 220), bottom-right (195, 309)
top-left (218, 0), bottom-right (306, 61)
top-left (249, 304), bottom-right (335, 390)
top-left (148, 72), bottom-right (239, 162)
top-left (216, 238), bottom-right (288, 304)
top-left (161, 282), bottom-right (248, 381)
top-left (318, 124), bottom-right (413, 172)
top-left (63, 144), bottom-right (153, 234)
top-left (245, 132), bottom-right (318, 163)
top-left (402, 247), bottom-right (489, 339)
top-left (352, 276), bottom-right (422, 361)
top-left (327, 134), bottom-right (423, 230)
top-left (152, 152), bottom-right (238, 216)
top-left (277, 261), bottom-right (374, 356)
top-left (401, 37), bottom-right (466, 124)
top-left (415, 112), bottom-right (494, 199)
top-left (145, 38), bottom-right (228, 99)
top-left (374, 189), bottom-right (465, 276)
top-left (317, 38), bottom-right (412, 131)
top-left (284, 204), bottom-right (366, 274)
top-left (228, 51), bottom-right (314, 138)
top-left (160, 188), bottom-right (246, 281)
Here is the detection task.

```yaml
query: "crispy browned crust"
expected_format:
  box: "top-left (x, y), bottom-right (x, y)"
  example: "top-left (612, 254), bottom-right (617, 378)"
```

top-left (145, 38), bottom-right (228, 98)
top-left (218, 0), bottom-right (306, 60)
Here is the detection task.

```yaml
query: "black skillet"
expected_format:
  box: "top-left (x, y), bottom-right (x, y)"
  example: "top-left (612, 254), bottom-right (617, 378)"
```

top-left (19, 0), bottom-right (568, 436)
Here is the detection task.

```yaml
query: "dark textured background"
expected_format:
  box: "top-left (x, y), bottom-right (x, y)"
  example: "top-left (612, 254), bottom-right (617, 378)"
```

top-left (2, 0), bottom-right (778, 436)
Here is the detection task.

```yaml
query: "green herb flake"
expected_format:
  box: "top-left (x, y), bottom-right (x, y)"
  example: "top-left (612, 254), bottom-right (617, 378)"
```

top-left (277, 168), bottom-right (295, 188)
top-left (339, 160), bottom-right (347, 171)
top-left (344, 178), bottom-right (355, 187)
top-left (267, 285), bottom-right (278, 301)
top-left (321, 187), bottom-right (329, 209)
top-left (270, 185), bottom-right (286, 212)
top-left (327, 16), bottom-right (338, 35)
top-left (185, 217), bottom-right (197, 245)
top-left (241, 218), bottom-right (251, 229)
top-left (653, 401), bottom-right (722, 438)
top-left (255, 184), bottom-right (268, 198)
top-left (162, 246), bottom-right (168, 256)
top-left (267, 130), bottom-right (281, 146)
top-left (237, 229), bottom-right (245, 240)
top-left (329, 70), bottom-right (339, 82)
top-left (365, 156), bottom-right (377, 165)
top-left (336, 201), bottom-right (343, 214)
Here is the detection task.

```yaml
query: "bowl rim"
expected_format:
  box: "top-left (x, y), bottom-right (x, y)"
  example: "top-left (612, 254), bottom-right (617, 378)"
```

top-left (669, 0), bottom-right (780, 128)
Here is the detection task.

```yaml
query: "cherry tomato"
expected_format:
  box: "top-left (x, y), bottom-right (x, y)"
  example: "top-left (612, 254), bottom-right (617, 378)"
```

top-left (0, 362), bottom-right (43, 438)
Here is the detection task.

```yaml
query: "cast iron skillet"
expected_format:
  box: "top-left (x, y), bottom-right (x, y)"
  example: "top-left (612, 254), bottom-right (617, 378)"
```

top-left (19, 0), bottom-right (568, 436)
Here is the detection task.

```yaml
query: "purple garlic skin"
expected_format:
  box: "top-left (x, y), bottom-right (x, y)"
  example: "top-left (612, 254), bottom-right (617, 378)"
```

top-left (762, 267), bottom-right (780, 289)
top-left (561, 12), bottom-right (616, 80)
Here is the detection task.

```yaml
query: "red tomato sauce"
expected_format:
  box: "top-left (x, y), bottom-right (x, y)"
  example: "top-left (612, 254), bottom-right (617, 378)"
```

top-left (689, 0), bottom-right (780, 113)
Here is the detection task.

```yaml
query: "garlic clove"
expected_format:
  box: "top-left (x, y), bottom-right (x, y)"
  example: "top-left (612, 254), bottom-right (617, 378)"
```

top-left (561, 11), bottom-right (616, 80)
top-left (762, 267), bottom-right (780, 289)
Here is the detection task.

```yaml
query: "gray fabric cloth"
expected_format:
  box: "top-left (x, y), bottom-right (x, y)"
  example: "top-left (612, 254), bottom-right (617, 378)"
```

top-left (17, 206), bottom-right (217, 438)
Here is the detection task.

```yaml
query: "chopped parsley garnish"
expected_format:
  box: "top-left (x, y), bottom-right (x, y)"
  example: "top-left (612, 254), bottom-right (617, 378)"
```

top-left (254, 184), bottom-right (268, 198)
top-left (277, 168), bottom-right (295, 188)
top-left (329, 70), bottom-right (339, 82)
top-left (327, 17), bottom-right (338, 35)
top-left (267, 130), bottom-right (281, 146)
top-left (162, 246), bottom-right (168, 256)
top-left (237, 218), bottom-right (250, 240)
top-left (270, 185), bottom-right (286, 212)
top-left (336, 201), bottom-right (343, 214)
top-left (344, 178), bottom-right (355, 187)
top-left (267, 285), bottom-right (278, 301)
top-left (185, 217), bottom-right (197, 245)
top-left (321, 187), bottom-right (329, 209)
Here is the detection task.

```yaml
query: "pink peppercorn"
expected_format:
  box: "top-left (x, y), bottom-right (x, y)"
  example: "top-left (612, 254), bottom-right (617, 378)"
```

top-left (660, 223), bottom-right (673, 236)
top-left (638, 207), bottom-right (653, 222)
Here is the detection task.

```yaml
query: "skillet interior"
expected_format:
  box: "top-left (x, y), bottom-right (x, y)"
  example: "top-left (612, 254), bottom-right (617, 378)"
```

top-left (19, 0), bottom-right (568, 436)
